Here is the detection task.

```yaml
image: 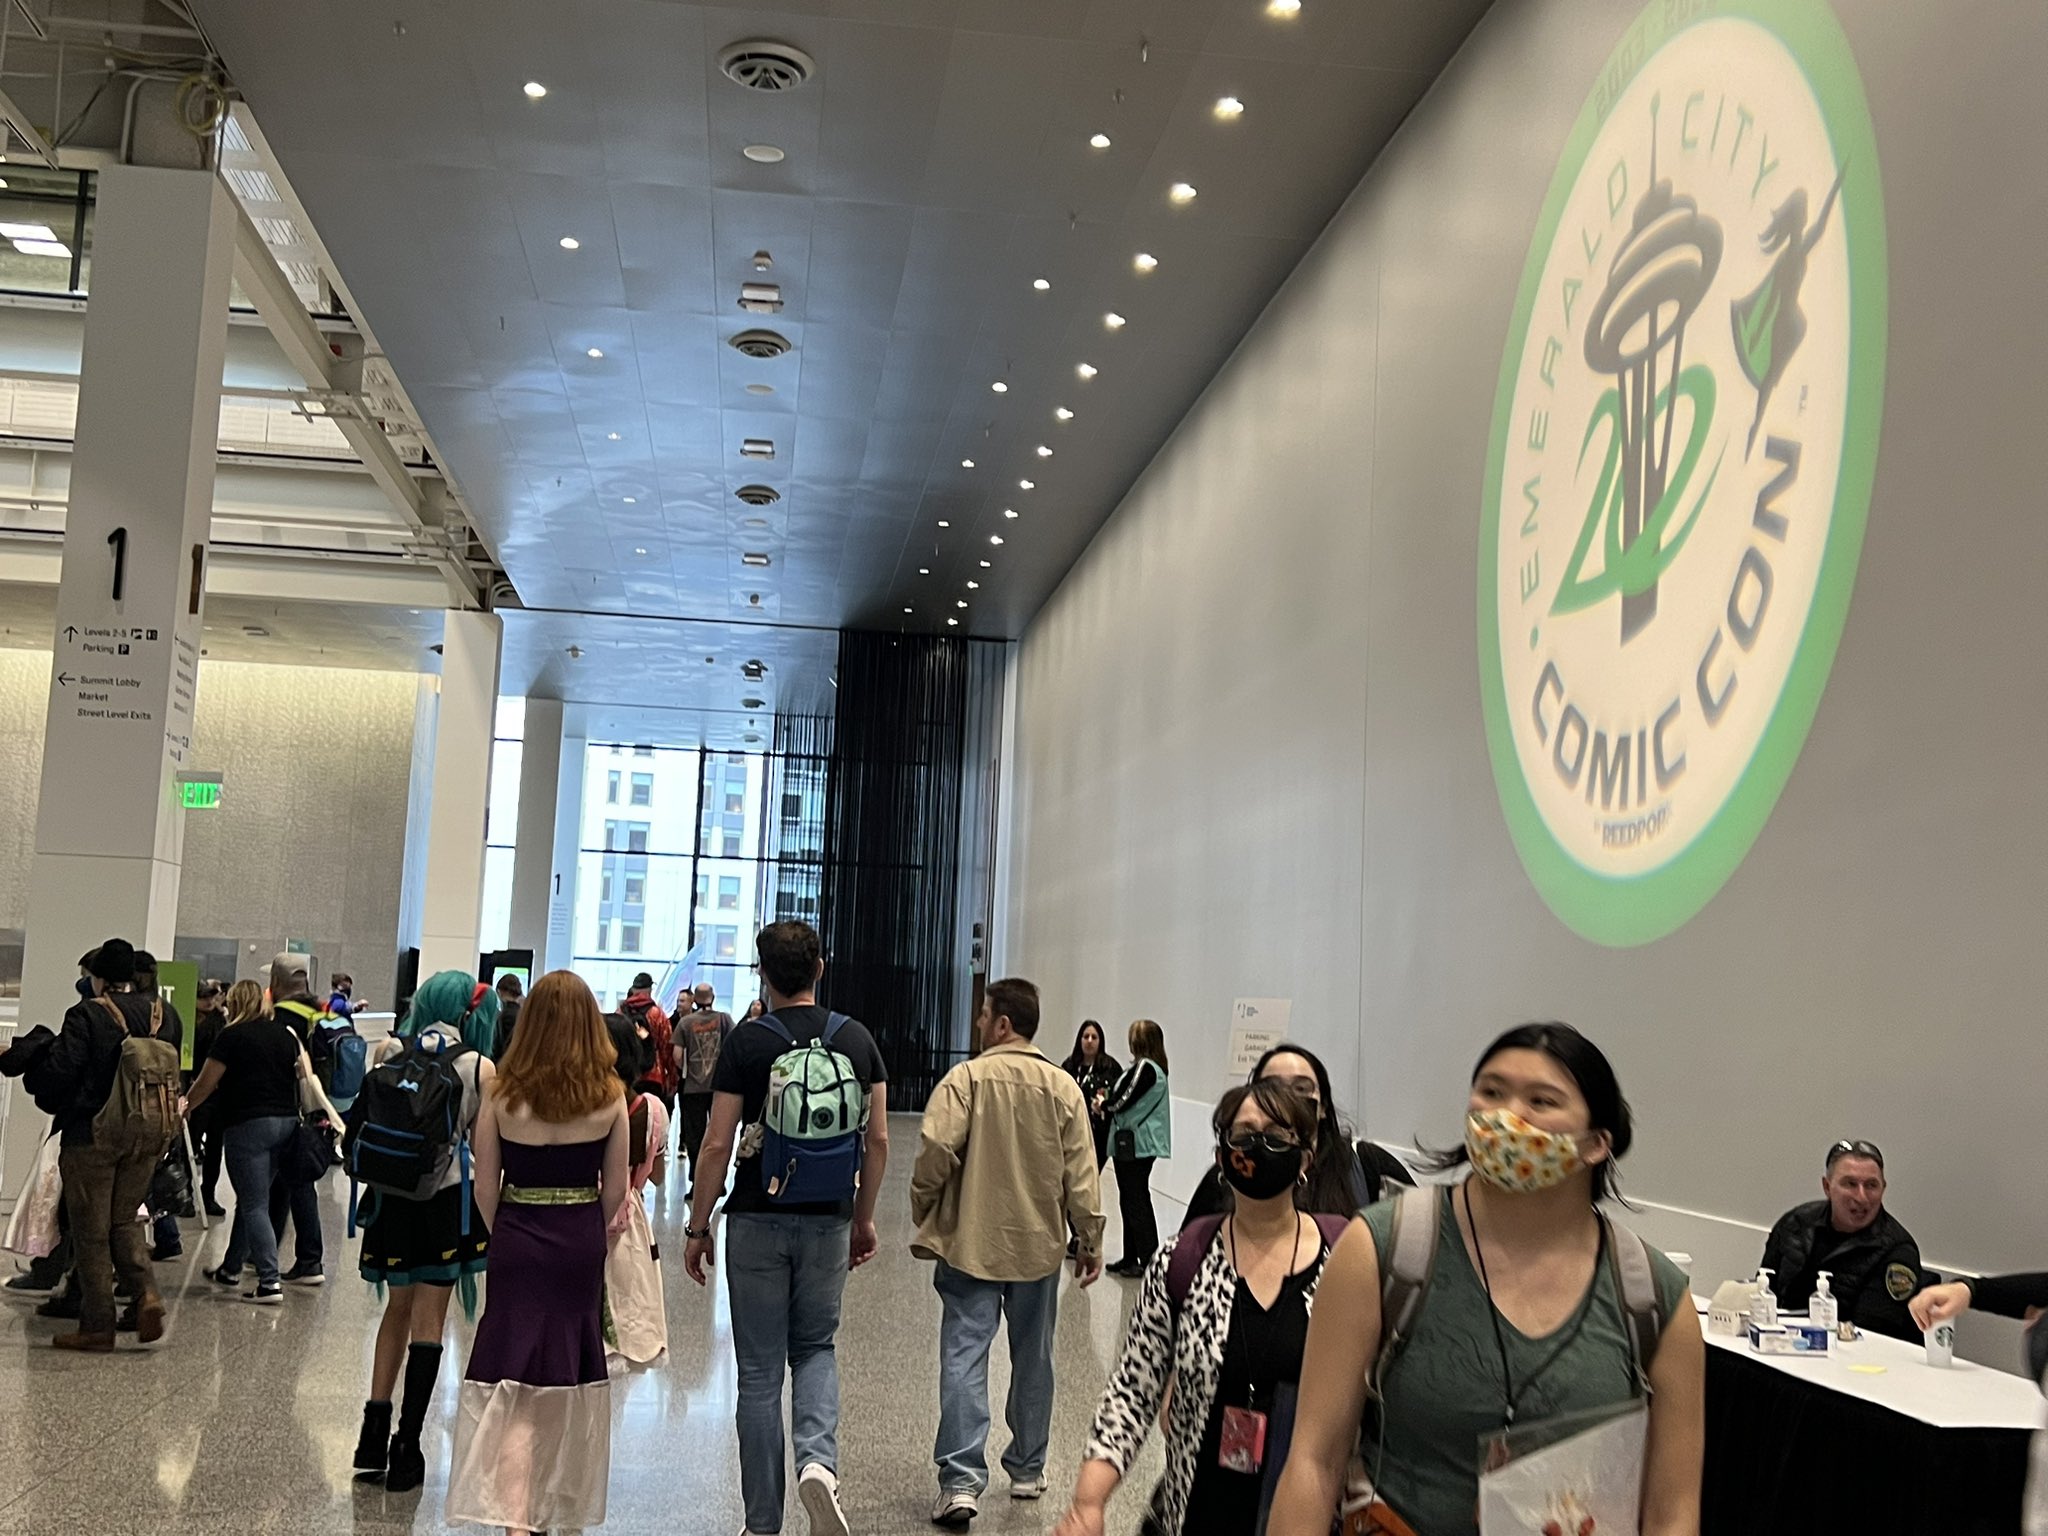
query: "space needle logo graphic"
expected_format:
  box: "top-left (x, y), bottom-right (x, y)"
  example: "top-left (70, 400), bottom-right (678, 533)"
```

top-left (1479, 0), bottom-right (1886, 946)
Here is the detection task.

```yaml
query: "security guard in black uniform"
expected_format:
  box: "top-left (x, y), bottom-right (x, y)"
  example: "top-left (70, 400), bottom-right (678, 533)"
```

top-left (1759, 1138), bottom-right (1927, 1340)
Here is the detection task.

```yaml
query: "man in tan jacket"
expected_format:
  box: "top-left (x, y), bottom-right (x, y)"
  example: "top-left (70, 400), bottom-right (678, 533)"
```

top-left (912, 977), bottom-right (1103, 1528)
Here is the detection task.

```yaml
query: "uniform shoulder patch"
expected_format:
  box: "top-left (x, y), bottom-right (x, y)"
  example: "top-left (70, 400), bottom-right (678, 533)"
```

top-left (1885, 1263), bottom-right (1917, 1301)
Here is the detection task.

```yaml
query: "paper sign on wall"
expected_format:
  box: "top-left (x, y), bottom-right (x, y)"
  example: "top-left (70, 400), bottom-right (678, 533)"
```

top-left (1228, 997), bottom-right (1292, 1074)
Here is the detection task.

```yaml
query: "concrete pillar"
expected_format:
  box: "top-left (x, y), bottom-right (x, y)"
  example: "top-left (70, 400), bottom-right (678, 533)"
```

top-left (417, 610), bottom-right (502, 978)
top-left (8, 169), bottom-right (235, 1184)
top-left (544, 724), bottom-right (587, 974)
top-left (507, 696), bottom-right (562, 961)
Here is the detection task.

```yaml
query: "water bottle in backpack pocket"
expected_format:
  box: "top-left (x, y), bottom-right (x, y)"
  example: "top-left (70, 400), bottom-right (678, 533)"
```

top-left (755, 1012), bottom-right (868, 1205)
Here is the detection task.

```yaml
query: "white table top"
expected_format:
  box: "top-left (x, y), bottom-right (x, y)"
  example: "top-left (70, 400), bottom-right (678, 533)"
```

top-left (1694, 1300), bottom-right (2042, 1432)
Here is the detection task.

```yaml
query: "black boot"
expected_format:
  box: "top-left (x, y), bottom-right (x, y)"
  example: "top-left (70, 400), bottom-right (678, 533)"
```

top-left (384, 1342), bottom-right (442, 1493)
top-left (353, 1400), bottom-right (392, 1476)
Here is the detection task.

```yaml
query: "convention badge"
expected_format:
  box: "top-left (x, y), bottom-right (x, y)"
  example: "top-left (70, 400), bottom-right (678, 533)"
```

top-left (1217, 1404), bottom-right (1269, 1474)
top-left (1886, 1264), bottom-right (1917, 1301)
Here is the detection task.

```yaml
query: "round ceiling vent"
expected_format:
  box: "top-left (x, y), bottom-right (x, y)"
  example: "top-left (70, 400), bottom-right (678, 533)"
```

top-left (729, 328), bottom-right (791, 360)
top-left (718, 41), bottom-right (816, 92)
top-left (735, 484), bottom-right (781, 507)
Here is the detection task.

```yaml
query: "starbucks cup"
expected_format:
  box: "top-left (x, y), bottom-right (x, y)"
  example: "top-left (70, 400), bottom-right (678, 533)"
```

top-left (1924, 1319), bottom-right (1957, 1368)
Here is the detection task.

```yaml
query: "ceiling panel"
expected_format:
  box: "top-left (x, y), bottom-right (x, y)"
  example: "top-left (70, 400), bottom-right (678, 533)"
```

top-left (191, 0), bottom-right (1493, 643)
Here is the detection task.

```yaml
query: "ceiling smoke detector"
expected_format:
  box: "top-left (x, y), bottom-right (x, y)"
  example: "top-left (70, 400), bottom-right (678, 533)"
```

top-left (741, 551), bottom-right (772, 567)
top-left (739, 282), bottom-right (783, 314)
top-left (740, 438), bottom-right (776, 459)
top-left (735, 484), bottom-right (781, 506)
top-left (729, 328), bottom-right (791, 359)
top-left (718, 40), bottom-right (817, 92)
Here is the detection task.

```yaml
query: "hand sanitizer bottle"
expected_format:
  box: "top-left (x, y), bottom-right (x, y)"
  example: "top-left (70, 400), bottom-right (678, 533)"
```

top-left (1810, 1271), bottom-right (1838, 1331)
top-left (1751, 1268), bottom-right (1779, 1329)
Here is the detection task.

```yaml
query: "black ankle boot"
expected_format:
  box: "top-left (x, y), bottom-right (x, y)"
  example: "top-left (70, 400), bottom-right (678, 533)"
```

top-left (353, 1400), bottom-right (392, 1475)
top-left (383, 1431), bottom-right (426, 1493)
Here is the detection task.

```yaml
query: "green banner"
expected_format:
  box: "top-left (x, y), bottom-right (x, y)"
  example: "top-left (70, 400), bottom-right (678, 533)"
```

top-left (157, 961), bottom-right (201, 1071)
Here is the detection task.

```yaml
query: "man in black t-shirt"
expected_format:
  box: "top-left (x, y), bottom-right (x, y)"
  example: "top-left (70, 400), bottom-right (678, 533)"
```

top-left (683, 921), bottom-right (888, 1536)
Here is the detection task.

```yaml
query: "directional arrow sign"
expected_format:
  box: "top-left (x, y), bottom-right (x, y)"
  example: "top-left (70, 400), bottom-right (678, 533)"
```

top-left (55, 673), bottom-right (72, 687)
top-left (62, 625), bottom-right (77, 642)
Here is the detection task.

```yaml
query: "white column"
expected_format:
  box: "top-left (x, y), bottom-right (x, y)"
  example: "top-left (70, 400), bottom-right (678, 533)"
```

top-left (544, 725), bottom-right (587, 974)
top-left (417, 611), bottom-right (502, 978)
top-left (507, 696), bottom-right (562, 961)
top-left (8, 169), bottom-right (235, 1185)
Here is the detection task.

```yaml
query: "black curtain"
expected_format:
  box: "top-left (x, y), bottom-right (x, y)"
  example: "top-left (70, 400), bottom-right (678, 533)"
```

top-left (809, 631), bottom-right (973, 1111)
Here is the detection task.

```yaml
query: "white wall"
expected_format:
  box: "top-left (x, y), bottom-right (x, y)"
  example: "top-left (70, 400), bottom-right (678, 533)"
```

top-left (1006, 0), bottom-right (2048, 1366)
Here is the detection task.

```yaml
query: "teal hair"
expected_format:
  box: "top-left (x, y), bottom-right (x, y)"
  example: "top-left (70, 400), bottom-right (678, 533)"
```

top-left (401, 969), bottom-right (501, 1058)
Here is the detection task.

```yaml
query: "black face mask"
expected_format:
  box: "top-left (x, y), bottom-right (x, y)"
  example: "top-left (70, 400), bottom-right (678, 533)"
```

top-left (74, 977), bottom-right (94, 1000)
top-left (1219, 1137), bottom-right (1303, 1201)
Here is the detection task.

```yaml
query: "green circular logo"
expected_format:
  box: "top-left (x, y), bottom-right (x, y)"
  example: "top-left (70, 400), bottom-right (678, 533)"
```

top-left (1480, 0), bottom-right (1886, 946)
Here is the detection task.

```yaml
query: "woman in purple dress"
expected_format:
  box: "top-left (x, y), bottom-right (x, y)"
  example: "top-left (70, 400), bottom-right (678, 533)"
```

top-left (447, 971), bottom-right (630, 1533)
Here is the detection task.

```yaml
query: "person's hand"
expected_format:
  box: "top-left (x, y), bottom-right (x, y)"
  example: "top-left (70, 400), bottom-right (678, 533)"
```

top-left (1076, 1253), bottom-right (1104, 1289)
top-left (684, 1232), bottom-right (714, 1287)
top-left (849, 1217), bottom-right (879, 1270)
top-left (176, 1095), bottom-right (190, 1118)
top-left (1909, 1280), bottom-right (1971, 1331)
top-left (1053, 1499), bottom-right (1105, 1536)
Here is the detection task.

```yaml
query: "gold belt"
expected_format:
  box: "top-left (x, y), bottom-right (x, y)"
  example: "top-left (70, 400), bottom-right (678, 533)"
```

top-left (502, 1184), bottom-right (599, 1206)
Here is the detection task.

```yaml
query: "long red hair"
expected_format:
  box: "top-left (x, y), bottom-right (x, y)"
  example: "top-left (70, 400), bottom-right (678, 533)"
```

top-left (492, 970), bottom-right (623, 1122)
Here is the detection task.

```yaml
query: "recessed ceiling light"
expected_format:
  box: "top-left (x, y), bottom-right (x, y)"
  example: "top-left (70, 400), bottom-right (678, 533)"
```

top-left (904, 607), bottom-right (913, 614)
top-left (1267, 0), bottom-right (1301, 14)
top-left (743, 144), bottom-right (786, 164)
top-left (919, 567), bottom-right (930, 575)
top-left (1134, 252), bottom-right (1158, 273)
top-left (1089, 132), bottom-right (1112, 150)
top-left (938, 520), bottom-right (951, 528)
top-left (990, 381), bottom-right (1008, 393)
top-left (622, 496), bottom-right (637, 504)
top-left (947, 617), bottom-right (958, 626)
top-left (634, 546), bottom-right (648, 555)
top-left (979, 559), bottom-right (992, 568)
top-left (741, 552), bottom-right (771, 567)
top-left (1035, 445), bottom-right (1052, 457)
top-left (1002, 509), bottom-right (1018, 519)
top-left (744, 517), bottom-right (770, 528)
top-left (1018, 479), bottom-right (1034, 490)
top-left (1215, 96), bottom-right (1245, 118)
top-left (1032, 277), bottom-right (1050, 291)
top-left (745, 382), bottom-right (776, 396)
top-left (559, 236), bottom-right (580, 250)
top-left (0, 222), bottom-right (57, 242)
top-left (961, 458), bottom-right (975, 468)
top-left (523, 81), bottom-right (548, 99)
top-left (1054, 407), bottom-right (1073, 421)
top-left (1104, 312), bottom-right (1126, 329)
top-left (586, 346), bottom-right (604, 358)
top-left (606, 431), bottom-right (621, 440)
top-left (990, 535), bottom-right (1005, 546)
top-left (1077, 363), bottom-right (1098, 379)
top-left (1170, 182), bottom-right (1198, 204)
top-left (966, 580), bottom-right (979, 589)
top-left (956, 599), bottom-right (968, 608)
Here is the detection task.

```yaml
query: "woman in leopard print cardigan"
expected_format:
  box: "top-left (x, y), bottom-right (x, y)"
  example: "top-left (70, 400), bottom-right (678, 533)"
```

top-left (1056, 1080), bottom-right (1338, 1536)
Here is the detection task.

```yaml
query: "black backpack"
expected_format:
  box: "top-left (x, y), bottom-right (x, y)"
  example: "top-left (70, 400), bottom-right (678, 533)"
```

top-left (341, 1036), bottom-right (474, 1223)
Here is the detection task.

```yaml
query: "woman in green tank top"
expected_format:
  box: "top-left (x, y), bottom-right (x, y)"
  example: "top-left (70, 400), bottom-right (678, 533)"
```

top-left (1268, 1023), bottom-right (1703, 1536)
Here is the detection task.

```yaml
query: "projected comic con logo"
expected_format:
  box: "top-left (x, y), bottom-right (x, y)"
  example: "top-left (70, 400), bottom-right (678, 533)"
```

top-left (1479, 0), bottom-right (1886, 945)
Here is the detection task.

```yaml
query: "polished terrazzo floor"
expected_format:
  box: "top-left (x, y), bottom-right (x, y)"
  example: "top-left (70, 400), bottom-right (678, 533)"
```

top-left (0, 1115), bottom-right (1168, 1534)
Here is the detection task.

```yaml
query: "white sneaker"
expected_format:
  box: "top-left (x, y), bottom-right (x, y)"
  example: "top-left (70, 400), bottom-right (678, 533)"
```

top-left (931, 1489), bottom-right (978, 1527)
top-left (1009, 1474), bottom-right (1048, 1500)
top-left (798, 1463), bottom-right (850, 1536)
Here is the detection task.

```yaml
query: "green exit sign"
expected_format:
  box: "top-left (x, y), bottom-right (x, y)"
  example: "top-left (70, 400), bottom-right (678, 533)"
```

top-left (178, 780), bottom-right (222, 810)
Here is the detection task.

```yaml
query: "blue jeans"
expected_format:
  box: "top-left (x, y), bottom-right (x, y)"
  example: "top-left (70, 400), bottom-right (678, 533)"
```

top-left (725, 1213), bottom-right (851, 1535)
top-left (933, 1262), bottom-right (1061, 1494)
top-left (221, 1116), bottom-right (295, 1286)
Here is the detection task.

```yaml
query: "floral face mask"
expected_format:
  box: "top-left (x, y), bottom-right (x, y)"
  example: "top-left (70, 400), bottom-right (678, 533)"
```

top-left (1465, 1107), bottom-right (1584, 1193)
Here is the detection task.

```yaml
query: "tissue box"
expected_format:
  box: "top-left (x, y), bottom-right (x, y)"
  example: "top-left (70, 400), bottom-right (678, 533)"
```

top-left (1748, 1321), bottom-right (1831, 1355)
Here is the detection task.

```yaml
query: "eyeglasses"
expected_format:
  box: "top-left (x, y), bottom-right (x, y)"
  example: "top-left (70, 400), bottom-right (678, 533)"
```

top-left (1827, 1138), bottom-right (1884, 1170)
top-left (1223, 1131), bottom-right (1300, 1157)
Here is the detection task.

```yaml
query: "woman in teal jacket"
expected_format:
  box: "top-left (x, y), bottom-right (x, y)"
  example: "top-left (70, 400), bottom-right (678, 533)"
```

top-left (1105, 1019), bottom-right (1171, 1276)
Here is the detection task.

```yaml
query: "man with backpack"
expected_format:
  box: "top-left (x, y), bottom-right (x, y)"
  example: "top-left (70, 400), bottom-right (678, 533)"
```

top-left (674, 980), bottom-right (734, 1192)
top-left (622, 972), bottom-right (678, 1110)
top-left (683, 921), bottom-right (890, 1536)
top-left (912, 977), bottom-right (1103, 1527)
top-left (23, 938), bottom-right (178, 1350)
top-left (130, 951), bottom-right (188, 1262)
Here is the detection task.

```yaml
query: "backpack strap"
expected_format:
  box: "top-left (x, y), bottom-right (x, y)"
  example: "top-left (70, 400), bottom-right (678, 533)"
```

top-left (753, 1012), bottom-right (797, 1048)
top-left (1603, 1216), bottom-right (1666, 1390)
top-left (1166, 1215), bottom-right (1226, 1313)
top-left (820, 1011), bottom-right (850, 1045)
top-left (1311, 1211), bottom-right (1354, 1251)
top-left (1379, 1185), bottom-right (1441, 1355)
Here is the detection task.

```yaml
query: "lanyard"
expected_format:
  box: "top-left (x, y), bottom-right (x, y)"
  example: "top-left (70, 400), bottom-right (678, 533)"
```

top-left (1224, 1212), bottom-right (1305, 1411)
top-left (1462, 1180), bottom-right (1603, 1428)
